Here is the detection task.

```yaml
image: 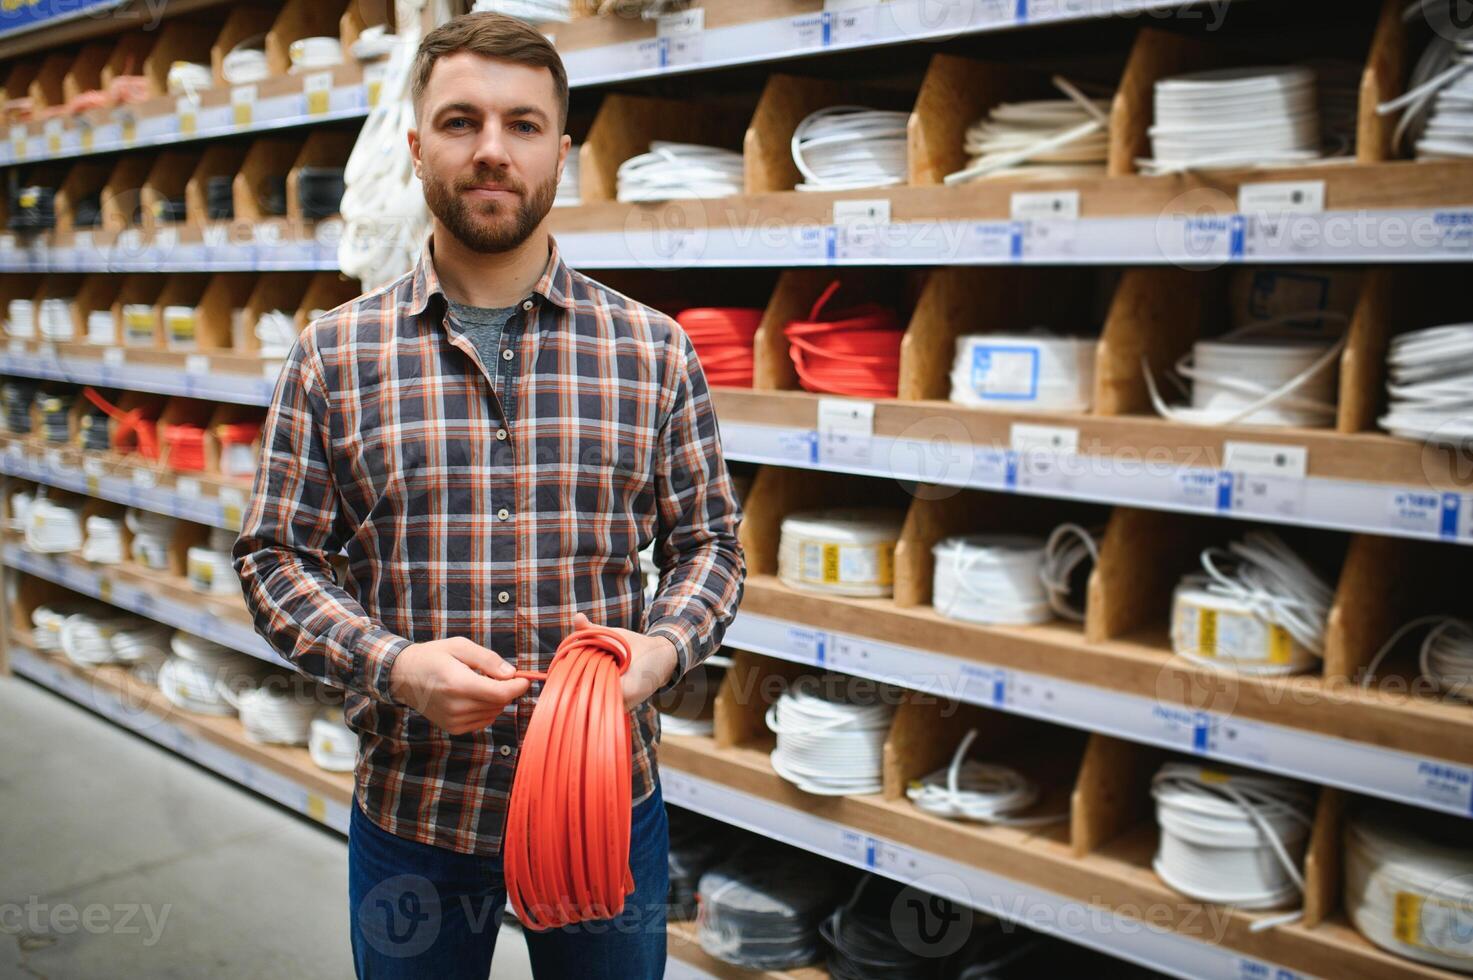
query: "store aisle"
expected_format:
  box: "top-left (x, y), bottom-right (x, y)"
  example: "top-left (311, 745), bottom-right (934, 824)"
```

top-left (0, 675), bottom-right (533, 980)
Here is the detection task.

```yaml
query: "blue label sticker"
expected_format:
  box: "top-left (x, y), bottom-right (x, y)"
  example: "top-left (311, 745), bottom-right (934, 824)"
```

top-left (1217, 471), bottom-right (1234, 511)
top-left (1004, 451), bottom-right (1018, 490)
top-left (1229, 214), bottom-right (1246, 259)
top-left (1008, 222), bottom-right (1024, 261)
top-left (970, 345), bottom-right (1040, 401)
top-left (1441, 493), bottom-right (1462, 540)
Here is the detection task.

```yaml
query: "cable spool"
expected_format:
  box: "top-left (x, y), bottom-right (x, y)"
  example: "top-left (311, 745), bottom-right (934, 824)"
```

top-left (31, 601), bottom-right (94, 652)
top-left (696, 850), bottom-right (838, 969)
top-left (161, 631), bottom-right (271, 716)
top-left (215, 421), bottom-right (262, 477)
top-left (553, 145), bottom-right (581, 207)
top-left (906, 728), bottom-right (1069, 827)
top-left (1361, 615), bottom-right (1473, 702)
top-left (6, 298), bottom-right (35, 338)
top-left (1138, 66), bottom-right (1323, 175)
top-left (82, 513), bottom-right (125, 564)
top-left (777, 507), bottom-right (903, 598)
top-left (163, 422), bottom-right (207, 472)
top-left (121, 303), bottom-right (155, 346)
top-left (126, 509), bottom-right (176, 570)
top-left (73, 192), bottom-right (103, 228)
top-left (1170, 530), bottom-right (1332, 676)
top-left (821, 875), bottom-right (968, 980)
top-left (944, 76), bottom-right (1110, 185)
top-left (187, 527), bottom-right (239, 595)
top-left (1376, 6), bottom-right (1473, 159)
top-left (766, 675), bottom-right (895, 796)
top-left (676, 307), bottom-right (761, 387)
top-left (949, 332), bottom-right (1096, 412)
top-left (59, 611), bottom-right (142, 667)
top-left (8, 185), bottom-right (56, 231)
top-left (1152, 762), bottom-right (1314, 928)
top-left (309, 708), bottom-right (356, 772)
top-left (158, 657), bottom-right (239, 716)
top-left (37, 298), bottom-right (74, 341)
top-left (222, 36), bottom-right (269, 85)
top-left (289, 36), bottom-right (344, 72)
top-left (84, 388), bottom-right (159, 457)
top-left (791, 106), bottom-right (908, 191)
top-left (668, 812), bottom-right (734, 921)
top-left (255, 310), bottom-right (299, 357)
top-left (220, 673), bottom-right (321, 745)
top-left (8, 488), bottom-right (34, 532)
top-left (615, 142), bottom-right (744, 201)
top-left (25, 497), bottom-right (84, 553)
top-left (1143, 311), bottom-right (1349, 428)
top-left (206, 175), bottom-right (235, 220)
top-left (86, 310), bottom-right (115, 345)
top-left (1345, 802), bottom-right (1473, 972)
top-left (110, 620), bottom-right (172, 666)
top-left (932, 534), bottom-right (1052, 626)
top-left (162, 305), bottom-right (198, 349)
top-left (297, 166), bottom-right (347, 220)
top-left (1380, 323), bottom-right (1473, 443)
top-left (3, 380), bottom-right (36, 433)
top-left (166, 61), bottom-right (213, 99)
top-left (785, 281), bottom-right (904, 398)
top-left (1039, 522), bottom-right (1100, 622)
top-left (38, 392), bottom-right (73, 444)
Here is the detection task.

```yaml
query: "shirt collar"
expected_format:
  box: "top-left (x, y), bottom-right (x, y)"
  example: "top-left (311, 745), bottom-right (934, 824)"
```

top-left (407, 233), bottom-right (574, 319)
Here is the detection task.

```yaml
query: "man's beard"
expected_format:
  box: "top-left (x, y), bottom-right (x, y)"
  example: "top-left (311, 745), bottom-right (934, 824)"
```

top-left (421, 166), bottom-right (557, 254)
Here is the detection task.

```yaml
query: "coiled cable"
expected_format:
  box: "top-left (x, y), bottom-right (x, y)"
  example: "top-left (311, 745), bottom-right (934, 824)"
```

top-left (785, 281), bottom-right (904, 398)
top-left (126, 508), bottom-right (176, 570)
top-left (777, 507), bottom-right (903, 598)
top-left (677, 307), bottom-right (761, 387)
top-left (110, 620), bottom-right (172, 666)
top-left (822, 875), bottom-right (966, 980)
top-left (615, 142), bottom-right (744, 201)
top-left (255, 310), bottom-right (299, 357)
top-left (1380, 322), bottom-right (1473, 443)
top-left (82, 513), bottom-right (125, 564)
top-left (162, 305), bottom-right (198, 349)
top-left (949, 332), bottom-right (1096, 412)
top-left (766, 675), bottom-right (895, 796)
top-left (31, 601), bottom-right (96, 652)
top-left (290, 36), bottom-right (345, 73)
top-left (3, 380), bottom-right (37, 433)
top-left (38, 391), bottom-right (73, 444)
top-left (121, 303), bottom-right (155, 346)
top-left (163, 422), bottom-right (207, 472)
top-left (932, 534), bottom-right (1052, 626)
top-left (791, 106), bottom-right (908, 191)
top-left (1361, 615), bottom-right (1473, 702)
top-left (906, 728), bottom-right (1069, 827)
top-left (25, 497), bottom-right (84, 553)
top-left (38, 298), bottom-right (74, 341)
top-left (696, 849), bottom-right (838, 969)
top-left (8, 185), bottom-right (56, 231)
top-left (1376, 2), bottom-right (1473, 158)
top-left (166, 60), bottom-right (213, 101)
top-left (1039, 523), bottom-right (1101, 622)
top-left (945, 76), bottom-right (1110, 185)
top-left (6, 298), bottom-right (35, 338)
top-left (84, 388), bottom-right (160, 457)
top-left (309, 708), bottom-right (356, 771)
top-left (222, 35), bottom-right (269, 85)
top-left (187, 527), bottom-right (239, 595)
top-left (85, 310), bottom-right (115, 345)
top-left (219, 672), bottom-right (321, 745)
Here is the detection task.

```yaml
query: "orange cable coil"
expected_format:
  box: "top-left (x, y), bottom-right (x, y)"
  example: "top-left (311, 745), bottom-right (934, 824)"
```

top-left (676, 307), bottom-right (762, 387)
top-left (162, 422), bottom-right (207, 472)
top-left (784, 281), bottom-right (903, 398)
top-left (83, 387), bottom-right (160, 458)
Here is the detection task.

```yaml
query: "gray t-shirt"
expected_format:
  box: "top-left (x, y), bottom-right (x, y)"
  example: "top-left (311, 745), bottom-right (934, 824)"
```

top-left (447, 299), bottom-right (517, 376)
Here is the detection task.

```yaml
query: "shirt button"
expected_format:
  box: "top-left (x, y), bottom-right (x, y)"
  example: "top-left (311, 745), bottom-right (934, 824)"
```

top-left (521, 300), bottom-right (533, 311)
top-left (501, 348), bottom-right (514, 361)
top-left (499, 744), bottom-right (512, 757)
top-left (496, 428), bottom-right (507, 441)
top-left (497, 508), bottom-right (510, 520)
top-left (497, 590), bottom-right (510, 603)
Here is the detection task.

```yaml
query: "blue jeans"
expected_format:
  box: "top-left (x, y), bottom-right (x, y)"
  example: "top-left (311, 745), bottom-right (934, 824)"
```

top-left (348, 781), bottom-right (669, 979)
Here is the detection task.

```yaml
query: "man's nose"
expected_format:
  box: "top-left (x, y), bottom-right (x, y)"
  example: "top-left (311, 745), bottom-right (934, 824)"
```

top-left (471, 124), bottom-right (513, 170)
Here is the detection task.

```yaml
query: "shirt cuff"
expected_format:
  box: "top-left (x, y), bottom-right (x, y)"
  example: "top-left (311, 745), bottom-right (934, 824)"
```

top-left (646, 616), bottom-right (700, 697)
top-left (339, 621), bottom-right (414, 704)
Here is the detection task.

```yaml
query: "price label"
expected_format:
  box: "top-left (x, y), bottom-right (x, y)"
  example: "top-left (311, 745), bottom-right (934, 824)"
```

top-left (1238, 180), bottom-right (1325, 215)
top-left (232, 85), bottom-right (257, 126)
top-left (302, 75), bottom-right (331, 116)
top-left (830, 199), bottom-right (891, 261)
top-left (657, 8), bottom-right (704, 66)
top-left (817, 397), bottom-right (874, 468)
top-left (175, 476), bottom-right (201, 499)
top-left (132, 467), bottom-right (159, 489)
top-left (1222, 441), bottom-right (1308, 478)
top-left (185, 354), bottom-right (210, 375)
top-left (9, 123), bottom-right (27, 160)
top-left (363, 63), bottom-right (389, 108)
top-left (120, 113), bottom-right (136, 145)
top-left (176, 97), bottom-right (197, 137)
top-left (79, 122), bottom-right (94, 153)
top-left (1010, 190), bottom-right (1080, 221)
top-left (1010, 422), bottom-right (1079, 453)
top-left (219, 487), bottom-right (246, 527)
top-left (43, 118), bottom-right (63, 155)
top-left (305, 793), bottom-right (326, 822)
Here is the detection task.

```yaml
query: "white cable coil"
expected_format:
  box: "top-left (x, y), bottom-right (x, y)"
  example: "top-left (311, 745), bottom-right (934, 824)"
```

top-left (26, 497), bottom-right (84, 553)
top-left (126, 509), bottom-right (176, 570)
top-left (158, 658), bottom-right (238, 716)
top-left (1153, 762), bottom-right (1314, 928)
top-left (31, 601), bottom-right (95, 652)
top-left (1169, 530), bottom-right (1331, 675)
top-left (188, 527), bottom-right (239, 595)
top-left (255, 310), bottom-right (299, 357)
top-left (1380, 323), bottom-right (1473, 443)
top-left (221, 674), bottom-right (321, 745)
top-left (220, 441), bottom-right (256, 478)
top-left (791, 106), bottom-right (908, 191)
top-left (170, 630), bottom-right (239, 665)
top-left (350, 25), bottom-right (400, 62)
top-left (8, 488), bottom-right (33, 532)
top-left (7, 298), bottom-right (35, 338)
top-left (166, 60), bottom-right (213, 99)
top-left (1376, 3), bottom-right (1473, 159)
top-left (310, 709), bottom-right (357, 771)
top-left (1138, 66), bottom-right (1323, 175)
top-left (1362, 615), bottom-right (1473, 702)
top-left (945, 77), bottom-right (1110, 185)
top-left (553, 145), bottom-right (581, 207)
top-left (1144, 311), bottom-right (1348, 427)
top-left (290, 36), bottom-right (344, 73)
top-left (658, 712), bottom-right (715, 737)
top-left (766, 677), bottom-right (895, 796)
top-left (776, 508), bottom-right (903, 598)
top-left (1039, 523), bottom-right (1101, 622)
top-left (86, 310), bottom-right (115, 345)
top-left (59, 612), bottom-right (146, 667)
top-left (932, 534), bottom-right (1052, 626)
top-left (122, 303), bottom-right (155, 345)
top-left (81, 514), bottom-right (124, 564)
top-left (222, 34), bottom-right (269, 85)
top-left (110, 621), bottom-right (173, 665)
top-left (906, 728), bottom-right (1068, 826)
top-left (162, 305), bottom-right (197, 348)
top-left (949, 332), bottom-right (1096, 412)
top-left (159, 632), bottom-right (272, 716)
top-left (615, 142), bottom-right (744, 202)
top-left (38, 298), bottom-right (74, 341)
top-left (1345, 802), bottom-right (1473, 972)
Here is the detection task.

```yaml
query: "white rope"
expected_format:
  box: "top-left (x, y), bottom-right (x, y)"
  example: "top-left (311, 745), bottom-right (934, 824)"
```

top-left (1377, 1), bottom-right (1473, 158)
top-left (187, 527), bottom-right (240, 596)
top-left (25, 497), bottom-right (84, 553)
top-left (6, 298), bottom-right (35, 338)
top-left (945, 76), bottom-right (1110, 185)
top-left (766, 677), bottom-right (894, 796)
top-left (220, 673), bottom-right (321, 745)
top-left (126, 509), bottom-right (176, 570)
top-left (289, 36), bottom-right (344, 73)
top-left (1152, 762), bottom-right (1314, 929)
top-left (932, 534), bottom-right (1051, 625)
top-left (791, 106), bottom-right (908, 192)
top-left (310, 709), bottom-right (357, 771)
top-left (81, 513), bottom-right (124, 564)
top-left (1361, 615), bottom-right (1473, 702)
top-left (949, 332), bottom-right (1096, 412)
top-left (1380, 322), bottom-right (1473, 442)
top-left (1142, 310), bottom-right (1349, 428)
top-left (38, 298), bottom-right (74, 341)
top-left (777, 508), bottom-right (903, 598)
top-left (615, 142), bottom-right (743, 202)
top-left (1039, 523), bottom-right (1101, 622)
top-left (222, 34), bottom-right (269, 85)
top-left (906, 728), bottom-right (1069, 827)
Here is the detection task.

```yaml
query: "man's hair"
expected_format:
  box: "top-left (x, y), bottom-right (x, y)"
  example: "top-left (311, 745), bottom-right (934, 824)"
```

top-left (411, 12), bottom-right (569, 130)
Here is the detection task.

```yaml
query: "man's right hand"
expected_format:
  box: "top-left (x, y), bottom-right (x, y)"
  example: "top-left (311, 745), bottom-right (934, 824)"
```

top-left (388, 637), bottom-right (531, 735)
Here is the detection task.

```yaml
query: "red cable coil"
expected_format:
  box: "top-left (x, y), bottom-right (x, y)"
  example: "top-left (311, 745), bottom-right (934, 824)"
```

top-left (784, 281), bottom-right (903, 398)
top-left (214, 420), bottom-right (263, 446)
top-left (162, 423), bottom-right (207, 472)
top-left (503, 626), bottom-right (635, 931)
top-left (676, 307), bottom-right (762, 387)
top-left (83, 388), bottom-right (160, 459)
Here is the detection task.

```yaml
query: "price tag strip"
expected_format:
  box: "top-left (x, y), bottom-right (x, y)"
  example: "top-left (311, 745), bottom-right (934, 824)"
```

top-left (726, 609), bottom-right (1473, 817)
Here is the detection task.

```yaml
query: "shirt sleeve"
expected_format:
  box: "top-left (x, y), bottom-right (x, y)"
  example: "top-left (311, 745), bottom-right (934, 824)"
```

top-left (232, 331), bottom-right (411, 702)
top-left (644, 325), bottom-right (747, 695)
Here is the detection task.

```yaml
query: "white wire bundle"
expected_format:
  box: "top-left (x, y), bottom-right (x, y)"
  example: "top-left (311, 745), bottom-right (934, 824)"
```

top-left (289, 36), bottom-right (344, 73)
top-left (221, 673), bottom-right (321, 745)
top-left (126, 509), bottom-right (176, 571)
top-left (187, 527), bottom-right (239, 596)
top-left (110, 620), bottom-right (173, 666)
top-left (945, 77), bottom-right (1110, 185)
top-left (948, 332), bottom-right (1096, 412)
top-left (25, 497), bottom-right (84, 553)
top-left (6, 299), bottom-right (34, 338)
top-left (31, 601), bottom-right (95, 652)
top-left (1362, 615), bottom-right (1473, 702)
top-left (472, 0), bottom-right (571, 20)
top-left (1380, 323), bottom-right (1473, 443)
top-left (254, 310), bottom-right (299, 358)
top-left (160, 631), bottom-right (271, 716)
top-left (338, 15), bottom-right (428, 290)
top-left (86, 310), bottom-right (115, 345)
top-left (8, 488), bottom-right (33, 532)
top-left (38, 298), bottom-right (74, 341)
top-left (222, 35), bottom-right (269, 85)
top-left (776, 508), bottom-right (903, 598)
top-left (1143, 311), bottom-right (1348, 427)
top-left (766, 677), bottom-right (895, 796)
top-left (1039, 523), bottom-right (1101, 622)
top-left (906, 728), bottom-right (1068, 827)
top-left (1138, 66), bottom-right (1322, 175)
top-left (81, 513), bottom-right (125, 564)
top-left (59, 611), bottom-right (144, 667)
top-left (1345, 803), bottom-right (1473, 972)
top-left (553, 145), bottom-right (581, 207)
top-left (1153, 762), bottom-right (1314, 929)
top-left (158, 657), bottom-right (238, 716)
top-left (122, 303), bottom-right (155, 346)
top-left (932, 534), bottom-right (1052, 626)
top-left (615, 142), bottom-right (744, 202)
top-left (1170, 530), bottom-right (1332, 675)
top-left (166, 60), bottom-right (213, 99)
top-left (1377, 2), bottom-right (1473, 159)
top-left (310, 708), bottom-right (357, 771)
top-left (350, 25), bottom-right (400, 62)
top-left (791, 106), bottom-right (908, 191)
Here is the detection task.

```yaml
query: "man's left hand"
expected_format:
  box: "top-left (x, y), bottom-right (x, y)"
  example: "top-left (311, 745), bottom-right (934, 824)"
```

top-left (572, 613), bottom-right (678, 711)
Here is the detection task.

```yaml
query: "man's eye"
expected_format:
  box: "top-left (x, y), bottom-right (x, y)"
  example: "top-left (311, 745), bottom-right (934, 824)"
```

top-left (513, 122), bottom-right (538, 134)
top-left (445, 118), bottom-right (471, 129)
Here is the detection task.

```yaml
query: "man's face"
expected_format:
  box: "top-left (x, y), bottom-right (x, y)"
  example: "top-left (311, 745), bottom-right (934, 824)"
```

top-left (409, 53), bottom-right (569, 254)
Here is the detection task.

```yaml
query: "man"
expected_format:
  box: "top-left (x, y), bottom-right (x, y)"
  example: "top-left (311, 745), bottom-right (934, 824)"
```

top-left (233, 12), bottom-right (745, 978)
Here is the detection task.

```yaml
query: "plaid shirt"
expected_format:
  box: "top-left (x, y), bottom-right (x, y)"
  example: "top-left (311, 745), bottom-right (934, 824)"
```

top-left (234, 237), bottom-right (745, 856)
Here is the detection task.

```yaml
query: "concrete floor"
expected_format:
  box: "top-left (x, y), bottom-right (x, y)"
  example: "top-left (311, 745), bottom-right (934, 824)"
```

top-left (0, 672), bottom-right (534, 980)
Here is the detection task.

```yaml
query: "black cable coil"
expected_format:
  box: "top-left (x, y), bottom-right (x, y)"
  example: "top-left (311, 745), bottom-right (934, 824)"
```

top-left (667, 810), bottom-right (734, 921)
top-left (3, 381), bottom-right (38, 434)
top-left (155, 196), bottom-right (187, 223)
top-left (80, 407), bottom-right (111, 452)
top-left (257, 175), bottom-right (287, 216)
top-left (297, 166), bottom-right (346, 220)
top-left (206, 175), bottom-right (235, 220)
top-left (38, 391), bottom-right (74, 445)
top-left (696, 846), bottom-right (847, 970)
top-left (8, 185), bottom-right (56, 231)
top-left (72, 192), bottom-right (103, 228)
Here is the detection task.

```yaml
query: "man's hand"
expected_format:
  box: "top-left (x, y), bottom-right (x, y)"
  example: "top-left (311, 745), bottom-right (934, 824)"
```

top-left (388, 637), bottom-right (531, 735)
top-left (572, 613), bottom-right (678, 711)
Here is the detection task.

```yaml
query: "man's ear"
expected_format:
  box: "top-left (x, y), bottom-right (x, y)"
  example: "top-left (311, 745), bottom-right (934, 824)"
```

top-left (407, 127), bottom-right (422, 180)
